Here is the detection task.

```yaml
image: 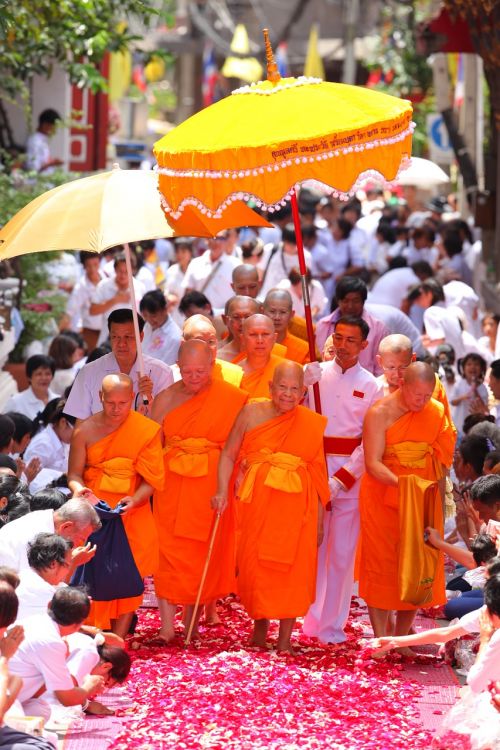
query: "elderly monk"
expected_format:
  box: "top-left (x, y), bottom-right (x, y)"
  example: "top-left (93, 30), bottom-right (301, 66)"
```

top-left (238, 314), bottom-right (288, 398)
top-left (231, 264), bottom-right (260, 298)
top-left (68, 373), bottom-right (165, 637)
top-left (213, 361), bottom-right (329, 653)
top-left (180, 313), bottom-right (244, 387)
top-left (359, 362), bottom-right (456, 645)
top-left (376, 334), bottom-right (453, 423)
top-left (151, 340), bottom-right (247, 643)
top-left (218, 296), bottom-right (261, 363)
top-left (263, 289), bottom-right (311, 364)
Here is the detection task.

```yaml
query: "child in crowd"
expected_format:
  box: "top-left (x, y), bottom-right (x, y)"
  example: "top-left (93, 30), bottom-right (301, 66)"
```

top-left (450, 353), bottom-right (489, 435)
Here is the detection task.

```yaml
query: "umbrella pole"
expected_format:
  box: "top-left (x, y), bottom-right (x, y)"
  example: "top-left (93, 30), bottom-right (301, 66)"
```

top-left (290, 189), bottom-right (322, 414)
top-left (123, 243), bottom-right (147, 404)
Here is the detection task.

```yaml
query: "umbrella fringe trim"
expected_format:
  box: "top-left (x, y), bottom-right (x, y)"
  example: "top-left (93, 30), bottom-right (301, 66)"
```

top-left (156, 123), bottom-right (415, 181)
top-left (157, 159), bottom-right (412, 219)
top-left (231, 76), bottom-right (323, 96)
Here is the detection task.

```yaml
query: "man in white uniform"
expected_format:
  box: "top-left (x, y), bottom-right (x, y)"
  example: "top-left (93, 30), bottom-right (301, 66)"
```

top-left (16, 533), bottom-right (73, 621)
top-left (65, 308), bottom-right (173, 419)
top-left (182, 231), bottom-right (240, 310)
top-left (89, 253), bottom-right (145, 345)
top-left (0, 499), bottom-right (100, 573)
top-left (303, 315), bottom-right (383, 643)
top-left (139, 289), bottom-right (181, 365)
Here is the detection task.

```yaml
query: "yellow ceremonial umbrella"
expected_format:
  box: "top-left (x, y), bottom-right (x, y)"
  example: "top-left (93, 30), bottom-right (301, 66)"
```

top-left (0, 166), bottom-right (270, 396)
top-left (154, 30), bottom-right (414, 411)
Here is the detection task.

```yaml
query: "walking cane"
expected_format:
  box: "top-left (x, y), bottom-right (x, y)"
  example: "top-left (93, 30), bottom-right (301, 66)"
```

top-left (185, 512), bottom-right (221, 646)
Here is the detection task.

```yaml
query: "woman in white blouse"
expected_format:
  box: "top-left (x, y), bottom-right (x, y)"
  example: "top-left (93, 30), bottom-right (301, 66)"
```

top-left (23, 398), bottom-right (75, 475)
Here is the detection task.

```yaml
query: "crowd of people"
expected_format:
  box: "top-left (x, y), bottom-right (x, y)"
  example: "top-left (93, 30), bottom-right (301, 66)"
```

top-left (0, 184), bottom-right (499, 748)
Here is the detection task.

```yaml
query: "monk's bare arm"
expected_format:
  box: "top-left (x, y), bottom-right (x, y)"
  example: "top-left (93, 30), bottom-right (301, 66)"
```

top-left (120, 480), bottom-right (154, 514)
top-left (363, 405), bottom-right (398, 487)
top-left (68, 425), bottom-right (91, 497)
top-left (150, 388), bottom-right (171, 424)
top-left (212, 406), bottom-right (250, 512)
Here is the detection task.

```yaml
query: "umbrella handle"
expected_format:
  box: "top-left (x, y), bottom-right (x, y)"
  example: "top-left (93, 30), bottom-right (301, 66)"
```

top-left (124, 243), bottom-right (148, 405)
top-left (290, 190), bottom-right (322, 415)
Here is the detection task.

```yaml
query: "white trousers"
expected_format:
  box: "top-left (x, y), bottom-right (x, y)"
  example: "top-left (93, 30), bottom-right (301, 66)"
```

top-left (303, 493), bottom-right (359, 643)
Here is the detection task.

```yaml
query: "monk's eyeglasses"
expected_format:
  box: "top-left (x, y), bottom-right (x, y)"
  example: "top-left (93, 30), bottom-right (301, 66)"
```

top-left (382, 365), bottom-right (410, 373)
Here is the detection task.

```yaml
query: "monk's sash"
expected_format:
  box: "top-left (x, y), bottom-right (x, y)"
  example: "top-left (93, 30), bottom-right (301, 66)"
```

top-left (398, 475), bottom-right (441, 606)
top-left (383, 441), bottom-right (444, 480)
top-left (92, 457), bottom-right (136, 495)
top-left (238, 449), bottom-right (305, 504)
top-left (164, 436), bottom-right (221, 478)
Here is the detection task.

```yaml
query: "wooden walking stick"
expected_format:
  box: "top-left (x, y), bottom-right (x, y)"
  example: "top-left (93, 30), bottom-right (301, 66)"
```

top-left (185, 512), bottom-right (221, 646)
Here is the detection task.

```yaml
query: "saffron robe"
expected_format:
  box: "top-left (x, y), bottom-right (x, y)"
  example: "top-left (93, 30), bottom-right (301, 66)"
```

top-left (235, 404), bottom-right (329, 619)
top-left (213, 358), bottom-right (243, 388)
top-left (240, 354), bottom-right (287, 399)
top-left (282, 332), bottom-right (311, 364)
top-left (82, 411), bottom-right (165, 629)
top-left (359, 398), bottom-right (456, 610)
top-left (154, 378), bottom-right (247, 604)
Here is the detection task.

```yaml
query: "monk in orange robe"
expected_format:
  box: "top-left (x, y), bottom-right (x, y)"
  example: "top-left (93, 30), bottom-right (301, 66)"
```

top-left (179, 313), bottom-right (244, 387)
top-left (217, 296), bottom-right (261, 363)
top-left (151, 339), bottom-right (248, 642)
top-left (213, 361), bottom-right (329, 652)
top-left (237, 314), bottom-right (288, 398)
top-left (263, 289), bottom-right (311, 364)
top-left (376, 334), bottom-right (454, 424)
top-left (359, 362), bottom-right (456, 647)
top-left (68, 373), bottom-right (165, 637)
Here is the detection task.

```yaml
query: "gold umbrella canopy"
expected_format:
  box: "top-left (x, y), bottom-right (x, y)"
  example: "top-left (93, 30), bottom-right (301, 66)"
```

top-left (0, 167), bottom-right (271, 259)
top-left (153, 35), bottom-right (413, 224)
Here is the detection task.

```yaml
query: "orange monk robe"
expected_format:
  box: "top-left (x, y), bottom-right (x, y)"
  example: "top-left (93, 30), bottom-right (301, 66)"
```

top-left (154, 378), bottom-right (247, 604)
top-left (235, 404), bottom-right (329, 619)
top-left (240, 354), bottom-right (288, 399)
top-left (232, 342), bottom-right (287, 365)
top-left (359, 398), bottom-right (456, 611)
top-left (282, 331), bottom-right (311, 364)
top-left (82, 411), bottom-right (165, 630)
top-left (213, 358), bottom-right (243, 387)
top-left (432, 373), bottom-right (454, 428)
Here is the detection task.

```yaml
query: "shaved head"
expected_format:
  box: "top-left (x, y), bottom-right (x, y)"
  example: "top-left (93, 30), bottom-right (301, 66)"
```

top-left (243, 313), bottom-right (275, 335)
top-left (263, 289), bottom-right (293, 310)
top-left (379, 334), bottom-right (413, 356)
top-left (182, 314), bottom-right (216, 339)
top-left (226, 296), bottom-right (260, 317)
top-left (101, 373), bottom-right (133, 394)
top-left (403, 361), bottom-right (436, 385)
top-left (272, 360), bottom-right (304, 388)
top-left (178, 338), bottom-right (213, 365)
top-left (232, 264), bottom-right (260, 298)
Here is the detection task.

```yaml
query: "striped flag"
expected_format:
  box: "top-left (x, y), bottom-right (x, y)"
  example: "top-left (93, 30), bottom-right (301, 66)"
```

top-left (202, 43), bottom-right (218, 107)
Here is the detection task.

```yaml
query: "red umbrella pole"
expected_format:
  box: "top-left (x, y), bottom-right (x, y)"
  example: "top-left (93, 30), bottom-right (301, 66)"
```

top-left (290, 189), bottom-right (322, 414)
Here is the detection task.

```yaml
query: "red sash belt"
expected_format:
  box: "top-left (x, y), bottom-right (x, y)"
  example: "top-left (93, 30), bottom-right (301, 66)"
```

top-left (323, 436), bottom-right (362, 456)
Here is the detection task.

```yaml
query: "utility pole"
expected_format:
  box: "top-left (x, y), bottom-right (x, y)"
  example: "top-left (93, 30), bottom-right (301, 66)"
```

top-left (342, 0), bottom-right (359, 85)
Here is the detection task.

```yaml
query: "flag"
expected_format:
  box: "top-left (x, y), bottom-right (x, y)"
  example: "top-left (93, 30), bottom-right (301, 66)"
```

top-left (222, 24), bottom-right (263, 83)
top-left (202, 43), bottom-right (218, 107)
top-left (454, 53), bottom-right (464, 110)
top-left (276, 42), bottom-right (290, 78)
top-left (304, 24), bottom-right (325, 80)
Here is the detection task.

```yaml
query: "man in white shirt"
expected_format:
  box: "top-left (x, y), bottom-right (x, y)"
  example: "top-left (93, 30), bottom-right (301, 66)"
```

top-left (368, 263), bottom-right (430, 309)
top-left (65, 252), bottom-right (104, 351)
top-left (259, 224), bottom-right (312, 297)
top-left (139, 290), bottom-right (181, 365)
top-left (409, 279), bottom-right (466, 359)
top-left (303, 316), bottom-right (383, 643)
top-left (64, 308), bottom-right (173, 419)
top-left (8, 588), bottom-right (104, 721)
top-left (0, 500), bottom-right (100, 573)
top-left (89, 253), bottom-right (145, 346)
top-left (365, 301), bottom-right (426, 357)
top-left (25, 109), bottom-right (63, 173)
top-left (16, 533), bottom-right (72, 621)
top-left (182, 231), bottom-right (240, 310)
